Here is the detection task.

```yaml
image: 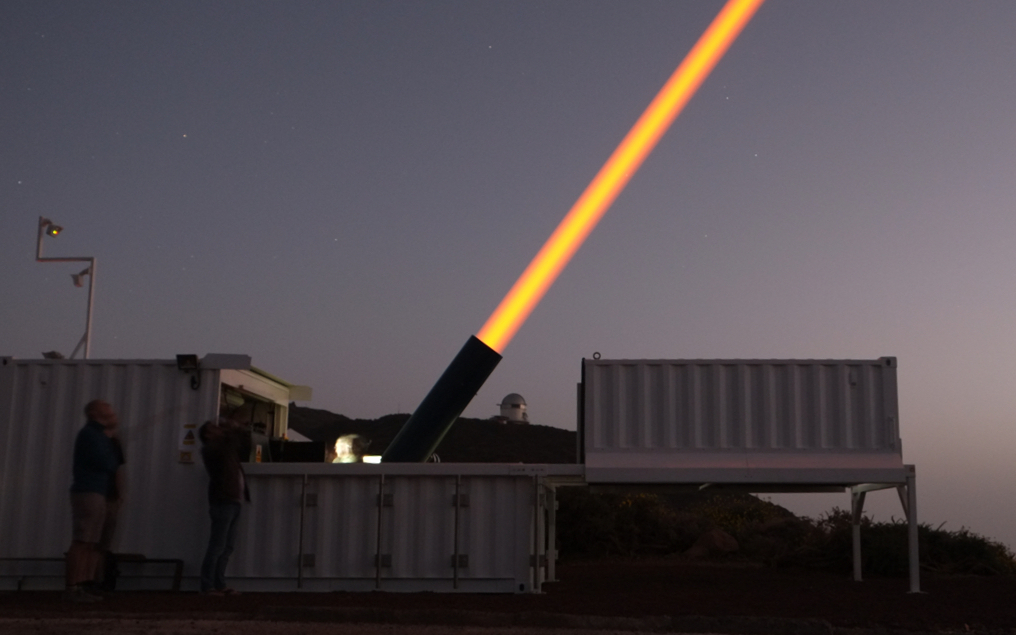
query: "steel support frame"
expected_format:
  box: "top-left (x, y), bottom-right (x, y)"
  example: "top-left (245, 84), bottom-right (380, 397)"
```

top-left (545, 486), bottom-right (558, 582)
top-left (532, 475), bottom-right (545, 593)
top-left (848, 465), bottom-right (919, 593)
top-left (35, 216), bottom-right (97, 359)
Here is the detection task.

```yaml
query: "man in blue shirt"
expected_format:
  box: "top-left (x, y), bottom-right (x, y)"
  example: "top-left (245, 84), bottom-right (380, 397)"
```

top-left (65, 400), bottom-right (123, 602)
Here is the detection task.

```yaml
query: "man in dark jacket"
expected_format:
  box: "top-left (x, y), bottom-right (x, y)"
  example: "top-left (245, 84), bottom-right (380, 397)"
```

top-left (66, 400), bottom-right (123, 602)
top-left (198, 417), bottom-right (250, 595)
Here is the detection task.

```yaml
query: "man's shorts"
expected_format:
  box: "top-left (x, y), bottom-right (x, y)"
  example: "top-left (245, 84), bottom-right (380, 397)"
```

top-left (71, 492), bottom-right (107, 544)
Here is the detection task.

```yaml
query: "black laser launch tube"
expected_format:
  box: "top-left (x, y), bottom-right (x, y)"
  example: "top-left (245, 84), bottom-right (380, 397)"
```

top-left (381, 336), bottom-right (502, 462)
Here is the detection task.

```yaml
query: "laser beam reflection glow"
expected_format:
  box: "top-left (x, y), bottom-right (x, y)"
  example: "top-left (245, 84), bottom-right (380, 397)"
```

top-left (476, 0), bottom-right (765, 354)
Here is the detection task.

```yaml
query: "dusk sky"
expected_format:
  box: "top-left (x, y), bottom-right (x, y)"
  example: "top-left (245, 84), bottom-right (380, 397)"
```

top-left (3, 1), bottom-right (1016, 549)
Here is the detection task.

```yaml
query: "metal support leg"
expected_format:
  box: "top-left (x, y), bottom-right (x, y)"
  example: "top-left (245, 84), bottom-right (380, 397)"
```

top-left (904, 465), bottom-right (921, 593)
top-left (896, 485), bottom-right (909, 517)
top-left (532, 476), bottom-right (544, 593)
top-left (298, 474), bottom-right (307, 589)
top-left (453, 475), bottom-right (461, 590)
top-left (546, 487), bottom-right (558, 583)
top-left (851, 489), bottom-right (866, 582)
top-left (375, 475), bottom-right (385, 590)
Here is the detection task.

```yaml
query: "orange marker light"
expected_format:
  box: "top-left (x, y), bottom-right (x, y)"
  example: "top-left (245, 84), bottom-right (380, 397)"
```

top-left (476, 0), bottom-right (764, 353)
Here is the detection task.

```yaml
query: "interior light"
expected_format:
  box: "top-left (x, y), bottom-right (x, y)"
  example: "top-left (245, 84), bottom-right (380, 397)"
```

top-left (333, 434), bottom-right (369, 463)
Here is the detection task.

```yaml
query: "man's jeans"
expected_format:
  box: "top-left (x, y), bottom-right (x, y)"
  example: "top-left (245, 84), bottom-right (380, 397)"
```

top-left (200, 501), bottom-right (242, 592)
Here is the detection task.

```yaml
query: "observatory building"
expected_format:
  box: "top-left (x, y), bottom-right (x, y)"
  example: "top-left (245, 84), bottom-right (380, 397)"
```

top-left (497, 393), bottom-right (529, 424)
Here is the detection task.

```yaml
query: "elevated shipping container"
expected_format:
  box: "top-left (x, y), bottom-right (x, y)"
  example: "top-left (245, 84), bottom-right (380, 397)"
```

top-left (579, 356), bottom-right (920, 591)
top-left (581, 357), bottom-right (904, 485)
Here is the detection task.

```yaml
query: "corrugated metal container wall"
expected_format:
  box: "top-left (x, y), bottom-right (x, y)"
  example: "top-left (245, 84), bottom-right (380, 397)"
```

top-left (1, 359), bottom-right (548, 593)
top-left (582, 358), bottom-right (903, 484)
top-left (230, 475), bottom-right (304, 580)
top-left (0, 359), bottom-right (218, 570)
top-left (584, 358), bottom-right (899, 454)
top-left (307, 476), bottom-right (382, 581)
top-left (232, 473), bottom-right (536, 593)
top-left (456, 476), bottom-right (534, 587)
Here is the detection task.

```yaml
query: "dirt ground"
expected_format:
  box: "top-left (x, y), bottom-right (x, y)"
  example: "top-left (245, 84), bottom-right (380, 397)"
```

top-left (0, 621), bottom-right (656, 635)
top-left (3, 559), bottom-right (1015, 633)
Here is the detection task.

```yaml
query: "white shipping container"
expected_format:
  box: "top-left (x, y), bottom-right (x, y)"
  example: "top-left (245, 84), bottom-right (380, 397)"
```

top-left (0, 356), bottom-right (305, 587)
top-left (580, 356), bottom-right (921, 592)
top-left (238, 463), bottom-right (576, 593)
top-left (581, 357), bottom-right (904, 484)
top-left (0, 356), bottom-right (573, 593)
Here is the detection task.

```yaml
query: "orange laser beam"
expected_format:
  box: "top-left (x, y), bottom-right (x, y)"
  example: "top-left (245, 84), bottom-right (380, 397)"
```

top-left (476, 0), bottom-right (764, 354)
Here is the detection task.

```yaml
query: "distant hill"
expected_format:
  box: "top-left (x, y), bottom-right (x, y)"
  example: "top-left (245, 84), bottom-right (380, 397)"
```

top-left (287, 405), bottom-right (578, 464)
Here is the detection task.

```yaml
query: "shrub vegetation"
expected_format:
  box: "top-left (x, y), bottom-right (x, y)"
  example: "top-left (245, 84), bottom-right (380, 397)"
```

top-left (556, 488), bottom-right (1016, 576)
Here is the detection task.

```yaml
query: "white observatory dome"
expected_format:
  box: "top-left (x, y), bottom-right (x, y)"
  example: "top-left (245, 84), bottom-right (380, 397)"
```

top-left (498, 393), bottom-right (529, 424)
